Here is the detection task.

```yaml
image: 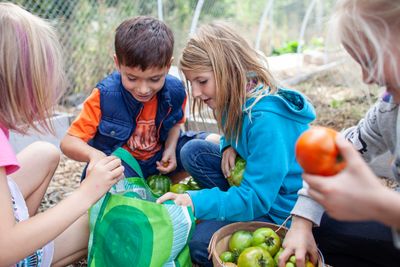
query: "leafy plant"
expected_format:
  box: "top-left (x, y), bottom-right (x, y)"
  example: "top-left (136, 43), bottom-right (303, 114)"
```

top-left (271, 41), bottom-right (299, 55)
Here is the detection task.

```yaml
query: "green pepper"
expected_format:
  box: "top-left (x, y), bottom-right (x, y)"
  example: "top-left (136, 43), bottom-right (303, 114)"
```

top-left (187, 176), bottom-right (201, 190)
top-left (146, 174), bottom-right (171, 196)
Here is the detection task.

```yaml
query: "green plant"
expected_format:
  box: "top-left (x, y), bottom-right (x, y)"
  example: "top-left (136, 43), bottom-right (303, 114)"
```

top-left (271, 41), bottom-right (299, 55)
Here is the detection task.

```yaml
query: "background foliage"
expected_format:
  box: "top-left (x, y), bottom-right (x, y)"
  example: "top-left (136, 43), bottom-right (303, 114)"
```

top-left (10, 0), bottom-right (334, 98)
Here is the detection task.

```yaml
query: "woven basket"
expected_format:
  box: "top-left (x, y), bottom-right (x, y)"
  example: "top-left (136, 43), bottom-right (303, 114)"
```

top-left (208, 221), bottom-right (325, 267)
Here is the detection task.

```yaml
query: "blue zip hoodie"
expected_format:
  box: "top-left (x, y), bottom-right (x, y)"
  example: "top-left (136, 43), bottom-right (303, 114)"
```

top-left (187, 88), bottom-right (316, 225)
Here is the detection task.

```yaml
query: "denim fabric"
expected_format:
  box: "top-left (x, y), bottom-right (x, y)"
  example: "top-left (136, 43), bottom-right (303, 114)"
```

top-left (89, 72), bottom-right (186, 155)
top-left (180, 139), bottom-right (273, 266)
top-left (81, 131), bottom-right (209, 181)
top-left (180, 139), bottom-right (230, 190)
top-left (313, 213), bottom-right (400, 267)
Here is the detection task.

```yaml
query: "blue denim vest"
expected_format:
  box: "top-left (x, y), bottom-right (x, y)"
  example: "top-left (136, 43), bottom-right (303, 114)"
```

top-left (88, 71), bottom-right (186, 155)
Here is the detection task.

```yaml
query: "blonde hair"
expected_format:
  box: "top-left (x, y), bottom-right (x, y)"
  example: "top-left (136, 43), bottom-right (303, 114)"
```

top-left (333, 0), bottom-right (400, 88)
top-left (0, 2), bottom-right (66, 134)
top-left (179, 22), bottom-right (276, 142)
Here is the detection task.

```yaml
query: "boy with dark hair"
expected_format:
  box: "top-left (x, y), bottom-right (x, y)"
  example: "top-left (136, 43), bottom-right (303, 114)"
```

top-left (61, 16), bottom-right (209, 179)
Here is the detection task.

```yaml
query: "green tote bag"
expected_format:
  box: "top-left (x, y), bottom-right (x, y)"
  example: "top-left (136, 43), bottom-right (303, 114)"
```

top-left (87, 148), bottom-right (195, 267)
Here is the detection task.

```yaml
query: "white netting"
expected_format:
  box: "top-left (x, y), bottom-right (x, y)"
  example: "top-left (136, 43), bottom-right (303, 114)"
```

top-left (10, 0), bottom-right (335, 100)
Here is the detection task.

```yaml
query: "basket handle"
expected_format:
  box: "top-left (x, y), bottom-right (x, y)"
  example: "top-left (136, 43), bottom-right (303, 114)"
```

top-left (275, 215), bottom-right (292, 234)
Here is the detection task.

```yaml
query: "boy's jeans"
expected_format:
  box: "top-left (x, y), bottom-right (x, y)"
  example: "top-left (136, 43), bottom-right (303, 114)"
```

top-left (81, 131), bottom-right (208, 180)
top-left (180, 139), bottom-right (273, 267)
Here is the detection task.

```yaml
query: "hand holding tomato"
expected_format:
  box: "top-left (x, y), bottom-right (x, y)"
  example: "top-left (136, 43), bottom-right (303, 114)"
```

top-left (295, 126), bottom-right (346, 176)
top-left (303, 135), bottom-right (387, 221)
top-left (156, 148), bottom-right (177, 174)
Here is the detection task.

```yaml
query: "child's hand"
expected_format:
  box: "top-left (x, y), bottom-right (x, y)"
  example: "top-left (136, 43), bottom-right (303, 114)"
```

top-left (279, 216), bottom-right (318, 267)
top-left (156, 192), bottom-right (194, 211)
top-left (221, 147), bottom-right (237, 178)
top-left (80, 156), bottom-right (124, 204)
top-left (303, 136), bottom-right (385, 221)
top-left (87, 150), bottom-right (107, 176)
top-left (156, 148), bottom-right (177, 174)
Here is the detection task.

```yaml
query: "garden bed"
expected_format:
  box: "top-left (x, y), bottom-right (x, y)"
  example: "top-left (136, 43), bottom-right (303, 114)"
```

top-left (40, 63), bottom-right (398, 266)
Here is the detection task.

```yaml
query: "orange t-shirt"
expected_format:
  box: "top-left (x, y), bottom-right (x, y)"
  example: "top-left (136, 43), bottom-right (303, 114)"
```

top-left (68, 88), bottom-right (186, 161)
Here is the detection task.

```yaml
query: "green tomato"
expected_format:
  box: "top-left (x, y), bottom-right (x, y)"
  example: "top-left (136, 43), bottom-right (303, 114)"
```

top-left (251, 227), bottom-right (281, 257)
top-left (146, 174), bottom-right (171, 196)
top-left (170, 183), bottom-right (190, 194)
top-left (229, 230), bottom-right (253, 254)
top-left (289, 255), bottom-right (296, 264)
top-left (285, 262), bottom-right (296, 267)
top-left (220, 251), bottom-right (236, 263)
top-left (228, 157), bottom-right (246, 186)
top-left (237, 247), bottom-right (274, 267)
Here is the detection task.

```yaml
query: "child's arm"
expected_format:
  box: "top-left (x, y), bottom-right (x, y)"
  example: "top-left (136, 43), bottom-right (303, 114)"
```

top-left (156, 124), bottom-right (181, 174)
top-left (304, 136), bottom-right (400, 228)
top-left (61, 134), bottom-right (106, 164)
top-left (0, 157), bottom-right (123, 266)
top-left (342, 99), bottom-right (392, 162)
top-left (278, 216), bottom-right (318, 267)
top-left (61, 134), bottom-right (106, 176)
top-left (60, 88), bottom-right (105, 165)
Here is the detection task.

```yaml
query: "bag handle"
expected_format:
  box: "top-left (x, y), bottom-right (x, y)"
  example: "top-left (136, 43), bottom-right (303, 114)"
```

top-left (112, 147), bottom-right (144, 179)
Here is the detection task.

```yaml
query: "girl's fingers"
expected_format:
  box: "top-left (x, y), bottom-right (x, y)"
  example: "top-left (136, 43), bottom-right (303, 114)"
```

top-left (110, 166), bottom-right (125, 179)
top-left (98, 155), bottom-right (118, 165)
top-left (229, 155), bottom-right (236, 171)
top-left (105, 158), bottom-right (122, 170)
top-left (156, 192), bottom-right (176, 204)
top-left (222, 159), bottom-right (229, 178)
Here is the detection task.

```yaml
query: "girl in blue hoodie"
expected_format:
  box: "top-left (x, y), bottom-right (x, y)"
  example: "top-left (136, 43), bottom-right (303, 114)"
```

top-left (157, 22), bottom-right (316, 266)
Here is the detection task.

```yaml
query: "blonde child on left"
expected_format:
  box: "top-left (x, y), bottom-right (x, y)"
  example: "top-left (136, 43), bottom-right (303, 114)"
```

top-left (0, 3), bottom-right (123, 266)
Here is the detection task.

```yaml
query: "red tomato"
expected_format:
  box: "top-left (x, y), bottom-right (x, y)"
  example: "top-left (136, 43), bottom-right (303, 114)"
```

top-left (295, 126), bottom-right (346, 176)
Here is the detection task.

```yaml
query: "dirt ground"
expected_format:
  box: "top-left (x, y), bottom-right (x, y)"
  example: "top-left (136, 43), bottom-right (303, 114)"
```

top-left (40, 64), bottom-right (398, 266)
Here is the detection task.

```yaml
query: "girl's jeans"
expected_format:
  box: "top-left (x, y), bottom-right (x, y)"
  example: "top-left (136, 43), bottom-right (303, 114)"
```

top-left (180, 139), bottom-right (274, 267)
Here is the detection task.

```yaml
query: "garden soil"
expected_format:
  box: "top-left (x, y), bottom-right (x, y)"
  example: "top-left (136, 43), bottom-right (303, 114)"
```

top-left (40, 65), bottom-right (398, 266)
